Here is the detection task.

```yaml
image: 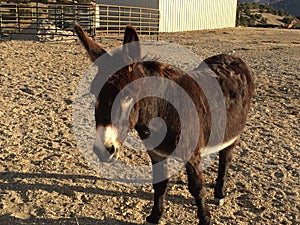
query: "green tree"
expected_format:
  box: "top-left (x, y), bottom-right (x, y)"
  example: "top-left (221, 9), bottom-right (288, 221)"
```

top-left (277, 9), bottom-right (286, 17)
top-left (239, 16), bottom-right (248, 26)
top-left (244, 8), bottom-right (251, 16)
top-left (247, 18), bottom-right (256, 27)
top-left (282, 17), bottom-right (294, 24)
top-left (260, 17), bottom-right (268, 25)
top-left (254, 14), bottom-right (262, 20)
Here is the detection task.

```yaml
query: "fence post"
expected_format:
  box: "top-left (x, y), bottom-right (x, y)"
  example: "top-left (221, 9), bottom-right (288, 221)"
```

top-left (0, 11), bottom-right (2, 39)
top-left (72, 0), bottom-right (75, 30)
top-left (89, 6), bottom-right (92, 37)
top-left (129, 7), bottom-right (132, 25)
top-left (36, 0), bottom-right (38, 32)
top-left (17, 4), bottom-right (20, 32)
top-left (92, 5), bottom-right (96, 39)
top-left (118, 6), bottom-right (120, 35)
top-left (106, 6), bottom-right (108, 34)
top-left (55, 5), bottom-right (57, 34)
top-left (149, 11), bottom-right (152, 35)
top-left (31, 2), bottom-right (33, 21)
top-left (61, 7), bottom-right (64, 29)
top-left (139, 8), bottom-right (142, 34)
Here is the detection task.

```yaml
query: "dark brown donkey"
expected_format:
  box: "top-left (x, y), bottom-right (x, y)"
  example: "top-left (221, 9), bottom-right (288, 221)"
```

top-left (74, 24), bottom-right (254, 225)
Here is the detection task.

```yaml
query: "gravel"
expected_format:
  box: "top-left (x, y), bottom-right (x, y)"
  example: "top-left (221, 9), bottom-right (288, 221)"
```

top-left (0, 27), bottom-right (299, 225)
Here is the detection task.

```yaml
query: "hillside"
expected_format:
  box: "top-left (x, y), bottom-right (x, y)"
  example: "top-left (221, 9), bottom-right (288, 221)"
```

top-left (238, 0), bottom-right (300, 17)
top-left (238, 0), bottom-right (287, 3)
top-left (237, 2), bottom-right (299, 28)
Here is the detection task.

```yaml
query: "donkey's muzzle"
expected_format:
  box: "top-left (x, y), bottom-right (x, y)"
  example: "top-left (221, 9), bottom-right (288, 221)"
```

top-left (93, 125), bottom-right (121, 162)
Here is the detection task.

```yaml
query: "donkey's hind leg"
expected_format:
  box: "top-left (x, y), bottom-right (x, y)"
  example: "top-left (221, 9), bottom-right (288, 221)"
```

top-left (186, 161), bottom-right (211, 225)
top-left (214, 140), bottom-right (238, 206)
top-left (146, 152), bottom-right (169, 224)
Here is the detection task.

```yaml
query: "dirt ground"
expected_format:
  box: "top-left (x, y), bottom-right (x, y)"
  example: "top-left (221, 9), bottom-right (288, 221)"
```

top-left (0, 27), bottom-right (299, 225)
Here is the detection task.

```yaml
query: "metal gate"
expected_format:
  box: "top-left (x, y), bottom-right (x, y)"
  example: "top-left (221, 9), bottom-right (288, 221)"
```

top-left (96, 4), bottom-right (160, 35)
top-left (0, 1), bottom-right (96, 40)
top-left (0, 2), bottom-right (159, 41)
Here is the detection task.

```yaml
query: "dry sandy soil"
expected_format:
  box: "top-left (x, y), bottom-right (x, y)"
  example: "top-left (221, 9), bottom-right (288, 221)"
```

top-left (0, 27), bottom-right (299, 225)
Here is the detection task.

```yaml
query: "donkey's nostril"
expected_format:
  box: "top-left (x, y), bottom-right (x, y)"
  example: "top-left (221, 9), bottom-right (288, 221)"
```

top-left (108, 145), bottom-right (115, 154)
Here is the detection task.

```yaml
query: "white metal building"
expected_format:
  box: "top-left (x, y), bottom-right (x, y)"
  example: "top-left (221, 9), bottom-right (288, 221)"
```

top-left (95, 0), bottom-right (238, 32)
top-left (159, 0), bottom-right (238, 32)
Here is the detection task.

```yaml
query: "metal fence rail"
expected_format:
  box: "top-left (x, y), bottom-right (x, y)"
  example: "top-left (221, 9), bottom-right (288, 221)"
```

top-left (0, 2), bottom-right (159, 40)
top-left (96, 4), bottom-right (160, 35)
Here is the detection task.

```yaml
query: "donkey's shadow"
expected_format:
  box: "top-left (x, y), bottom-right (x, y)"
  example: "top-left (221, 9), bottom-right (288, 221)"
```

top-left (0, 214), bottom-right (141, 225)
top-left (0, 171), bottom-right (195, 225)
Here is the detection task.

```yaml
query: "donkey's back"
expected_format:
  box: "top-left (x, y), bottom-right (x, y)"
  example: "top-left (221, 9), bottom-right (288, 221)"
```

top-left (204, 54), bottom-right (254, 140)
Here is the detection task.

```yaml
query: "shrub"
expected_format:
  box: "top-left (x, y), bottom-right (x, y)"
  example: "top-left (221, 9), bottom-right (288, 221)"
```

top-left (277, 9), bottom-right (286, 17)
top-left (239, 16), bottom-right (248, 26)
top-left (266, 6), bottom-right (276, 15)
top-left (282, 17), bottom-right (294, 24)
top-left (260, 17), bottom-right (268, 25)
top-left (259, 4), bottom-right (267, 10)
top-left (247, 18), bottom-right (256, 27)
top-left (244, 8), bottom-right (251, 16)
top-left (238, 16), bottom-right (256, 27)
top-left (254, 13), bottom-right (262, 20)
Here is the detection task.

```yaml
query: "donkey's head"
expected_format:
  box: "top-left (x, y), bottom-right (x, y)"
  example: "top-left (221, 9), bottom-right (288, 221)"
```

top-left (74, 24), bottom-right (141, 162)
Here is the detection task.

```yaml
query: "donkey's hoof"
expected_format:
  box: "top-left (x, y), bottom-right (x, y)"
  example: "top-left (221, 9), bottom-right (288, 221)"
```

top-left (146, 215), bottom-right (160, 224)
top-left (199, 216), bottom-right (211, 225)
top-left (215, 198), bottom-right (225, 206)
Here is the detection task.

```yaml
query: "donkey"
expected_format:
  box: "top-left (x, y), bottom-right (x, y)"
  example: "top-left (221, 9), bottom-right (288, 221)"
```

top-left (74, 24), bottom-right (254, 225)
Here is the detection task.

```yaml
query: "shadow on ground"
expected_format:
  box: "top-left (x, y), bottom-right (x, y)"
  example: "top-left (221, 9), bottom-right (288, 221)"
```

top-left (0, 214), bottom-right (141, 225)
top-left (0, 171), bottom-right (196, 204)
top-left (0, 171), bottom-right (199, 225)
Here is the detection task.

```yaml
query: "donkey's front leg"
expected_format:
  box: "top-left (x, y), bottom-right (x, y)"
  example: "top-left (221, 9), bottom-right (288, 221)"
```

top-left (214, 141), bottom-right (237, 206)
top-left (186, 161), bottom-right (211, 225)
top-left (146, 152), bottom-right (169, 224)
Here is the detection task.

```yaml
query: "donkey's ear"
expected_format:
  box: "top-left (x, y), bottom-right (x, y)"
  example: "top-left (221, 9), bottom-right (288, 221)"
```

top-left (122, 25), bottom-right (141, 64)
top-left (74, 24), bottom-right (106, 61)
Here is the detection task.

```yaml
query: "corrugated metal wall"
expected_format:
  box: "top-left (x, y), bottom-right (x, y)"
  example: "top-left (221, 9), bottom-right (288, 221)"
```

top-left (94, 0), bottom-right (159, 9)
top-left (159, 0), bottom-right (237, 32)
